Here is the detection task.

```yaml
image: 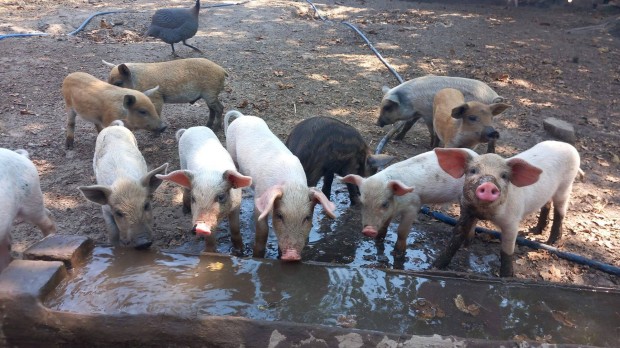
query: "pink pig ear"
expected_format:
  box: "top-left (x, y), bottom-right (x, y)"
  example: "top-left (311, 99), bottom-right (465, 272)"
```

top-left (434, 148), bottom-right (470, 179)
top-left (340, 174), bottom-right (364, 187)
top-left (155, 170), bottom-right (192, 189)
top-left (256, 185), bottom-right (284, 221)
top-left (507, 158), bottom-right (542, 187)
top-left (387, 180), bottom-right (414, 196)
top-left (224, 170), bottom-right (252, 189)
top-left (309, 188), bottom-right (337, 219)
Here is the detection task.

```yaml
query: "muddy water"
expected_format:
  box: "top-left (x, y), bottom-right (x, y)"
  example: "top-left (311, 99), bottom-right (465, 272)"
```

top-left (45, 246), bottom-right (619, 346)
top-left (165, 181), bottom-right (482, 273)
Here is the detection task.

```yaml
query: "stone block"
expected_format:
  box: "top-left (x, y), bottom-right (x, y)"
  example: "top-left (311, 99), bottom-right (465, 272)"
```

top-left (23, 234), bottom-right (94, 269)
top-left (0, 260), bottom-right (66, 299)
top-left (543, 117), bottom-right (576, 143)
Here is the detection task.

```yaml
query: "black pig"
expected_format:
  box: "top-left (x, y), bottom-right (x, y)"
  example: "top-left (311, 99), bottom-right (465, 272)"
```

top-left (286, 116), bottom-right (394, 206)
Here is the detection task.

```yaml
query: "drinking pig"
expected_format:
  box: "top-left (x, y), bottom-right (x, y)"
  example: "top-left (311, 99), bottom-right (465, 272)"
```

top-left (156, 126), bottom-right (252, 254)
top-left (340, 148), bottom-right (477, 255)
top-left (103, 58), bottom-right (227, 131)
top-left (432, 88), bottom-right (511, 153)
top-left (432, 140), bottom-right (581, 277)
top-left (285, 116), bottom-right (395, 206)
top-left (62, 71), bottom-right (166, 149)
top-left (377, 75), bottom-right (504, 144)
top-left (224, 111), bottom-right (337, 261)
top-left (0, 148), bottom-right (56, 271)
top-left (78, 121), bottom-right (168, 249)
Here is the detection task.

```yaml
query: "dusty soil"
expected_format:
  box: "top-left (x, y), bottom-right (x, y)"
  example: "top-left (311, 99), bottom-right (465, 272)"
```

top-left (1, 0), bottom-right (619, 288)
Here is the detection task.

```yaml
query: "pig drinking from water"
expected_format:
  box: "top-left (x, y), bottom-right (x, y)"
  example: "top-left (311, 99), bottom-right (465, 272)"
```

top-left (62, 71), bottom-right (166, 149)
top-left (377, 75), bottom-right (504, 145)
top-left (103, 58), bottom-right (228, 131)
top-left (340, 148), bottom-right (477, 255)
top-left (0, 148), bottom-right (56, 271)
top-left (156, 126), bottom-right (252, 254)
top-left (224, 111), bottom-right (337, 261)
top-left (432, 140), bottom-right (581, 277)
top-left (78, 121), bottom-right (168, 249)
top-left (432, 88), bottom-right (511, 153)
top-left (286, 116), bottom-right (395, 206)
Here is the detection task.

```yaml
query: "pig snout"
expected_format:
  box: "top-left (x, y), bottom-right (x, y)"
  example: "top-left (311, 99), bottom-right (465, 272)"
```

top-left (133, 234), bottom-right (153, 250)
top-left (362, 226), bottom-right (378, 238)
top-left (153, 124), bottom-right (168, 135)
top-left (475, 182), bottom-right (500, 202)
top-left (193, 221), bottom-right (212, 236)
top-left (376, 118), bottom-right (386, 127)
top-left (280, 249), bottom-right (301, 261)
top-left (482, 127), bottom-right (499, 141)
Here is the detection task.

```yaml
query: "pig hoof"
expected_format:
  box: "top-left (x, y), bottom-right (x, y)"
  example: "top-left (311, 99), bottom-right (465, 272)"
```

top-left (545, 236), bottom-right (562, 246)
top-left (528, 226), bottom-right (544, 235)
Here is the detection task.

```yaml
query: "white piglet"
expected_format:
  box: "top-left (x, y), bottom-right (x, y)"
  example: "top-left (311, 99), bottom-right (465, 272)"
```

top-left (224, 110), bottom-right (337, 261)
top-left (432, 140), bottom-right (581, 277)
top-left (78, 121), bottom-right (168, 249)
top-left (0, 148), bottom-right (57, 271)
top-left (340, 148), bottom-right (478, 255)
top-left (156, 127), bottom-right (252, 254)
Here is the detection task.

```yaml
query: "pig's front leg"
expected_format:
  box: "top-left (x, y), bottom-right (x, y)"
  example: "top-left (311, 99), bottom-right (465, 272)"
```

top-left (498, 224), bottom-right (519, 277)
top-left (0, 234), bottom-right (12, 272)
top-left (394, 212), bottom-right (416, 256)
top-left (432, 209), bottom-right (478, 269)
top-left (252, 208), bottom-right (269, 258)
top-left (228, 207), bottom-right (244, 256)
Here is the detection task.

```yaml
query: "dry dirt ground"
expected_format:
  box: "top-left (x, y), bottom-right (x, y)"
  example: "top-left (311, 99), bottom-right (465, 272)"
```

top-left (1, 0), bottom-right (619, 288)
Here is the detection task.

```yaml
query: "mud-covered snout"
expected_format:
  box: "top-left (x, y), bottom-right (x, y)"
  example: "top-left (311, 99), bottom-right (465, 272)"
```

top-left (376, 118), bottom-right (387, 127)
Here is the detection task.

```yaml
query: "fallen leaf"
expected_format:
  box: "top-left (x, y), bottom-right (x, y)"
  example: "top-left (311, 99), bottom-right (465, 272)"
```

top-left (236, 100), bottom-right (249, 108)
top-left (273, 70), bottom-right (284, 77)
top-left (277, 82), bottom-right (294, 90)
top-left (20, 109), bottom-right (35, 115)
top-left (598, 47), bottom-right (609, 54)
top-left (454, 294), bottom-right (480, 316)
top-left (337, 314), bottom-right (357, 328)
top-left (550, 310), bottom-right (577, 328)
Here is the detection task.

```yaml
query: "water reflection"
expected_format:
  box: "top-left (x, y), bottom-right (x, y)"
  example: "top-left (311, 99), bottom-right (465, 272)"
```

top-left (45, 247), bottom-right (620, 346)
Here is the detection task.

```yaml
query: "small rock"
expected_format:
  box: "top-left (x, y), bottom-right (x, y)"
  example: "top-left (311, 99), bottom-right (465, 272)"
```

top-left (543, 117), bottom-right (576, 143)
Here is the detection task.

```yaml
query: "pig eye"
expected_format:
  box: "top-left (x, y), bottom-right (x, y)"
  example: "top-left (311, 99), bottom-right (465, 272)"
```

top-left (113, 81), bottom-right (123, 87)
top-left (304, 214), bottom-right (312, 222)
top-left (191, 195), bottom-right (196, 203)
top-left (138, 109), bottom-right (148, 116)
top-left (469, 168), bottom-right (478, 175)
top-left (216, 193), bottom-right (227, 203)
top-left (144, 202), bottom-right (151, 211)
top-left (500, 172), bottom-right (509, 180)
top-left (381, 201), bottom-right (389, 209)
top-left (114, 210), bottom-right (124, 218)
top-left (275, 212), bottom-right (284, 221)
top-left (467, 115), bottom-right (478, 122)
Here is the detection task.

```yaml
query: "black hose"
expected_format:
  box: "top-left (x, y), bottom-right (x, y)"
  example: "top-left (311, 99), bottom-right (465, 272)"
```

top-left (420, 206), bottom-right (620, 277)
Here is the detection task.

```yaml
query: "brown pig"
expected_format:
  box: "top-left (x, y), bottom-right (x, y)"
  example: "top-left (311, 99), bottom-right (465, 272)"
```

top-left (432, 141), bottom-right (581, 277)
top-left (103, 58), bottom-right (227, 131)
top-left (432, 88), bottom-right (511, 153)
top-left (62, 72), bottom-right (166, 149)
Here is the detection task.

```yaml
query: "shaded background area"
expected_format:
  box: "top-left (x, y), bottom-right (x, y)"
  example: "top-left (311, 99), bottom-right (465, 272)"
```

top-left (0, 0), bottom-right (619, 287)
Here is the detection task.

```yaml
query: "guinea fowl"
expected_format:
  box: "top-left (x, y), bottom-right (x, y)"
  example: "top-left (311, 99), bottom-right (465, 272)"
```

top-left (146, 0), bottom-right (202, 56)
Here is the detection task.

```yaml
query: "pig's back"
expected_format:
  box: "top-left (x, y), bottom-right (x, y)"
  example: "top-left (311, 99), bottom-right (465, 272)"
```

top-left (398, 76), bottom-right (500, 118)
top-left (512, 141), bottom-right (580, 216)
top-left (384, 150), bottom-right (470, 203)
top-left (93, 126), bottom-right (147, 185)
top-left (227, 116), bottom-right (305, 190)
top-left (179, 126), bottom-right (235, 172)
